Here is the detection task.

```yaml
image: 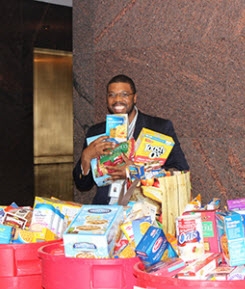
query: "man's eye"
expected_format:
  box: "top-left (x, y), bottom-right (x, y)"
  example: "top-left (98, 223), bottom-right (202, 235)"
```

top-left (122, 92), bottom-right (129, 97)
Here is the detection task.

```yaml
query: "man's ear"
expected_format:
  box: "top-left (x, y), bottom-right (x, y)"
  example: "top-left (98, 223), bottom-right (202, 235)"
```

top-left (134, 93), bottom-right (137, 103)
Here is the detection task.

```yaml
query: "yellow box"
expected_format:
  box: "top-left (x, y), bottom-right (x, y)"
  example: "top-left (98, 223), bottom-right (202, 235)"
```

top-left (134, 128), bottom-right (175, 165)
top-left (13, 227), bottom-right (57, 243)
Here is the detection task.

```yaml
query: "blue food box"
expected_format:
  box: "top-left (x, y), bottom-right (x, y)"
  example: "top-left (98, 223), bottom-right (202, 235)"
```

top-left (216, 210), bottom-right (245, 266)
top-left (135, 226), bottom-right (177, 267)
top-left (106, 114), bottom-right (128, 142)
top-left (0, 224), bottom-right (14, 244)
top-left (63, 205), bottom-right (124, 258)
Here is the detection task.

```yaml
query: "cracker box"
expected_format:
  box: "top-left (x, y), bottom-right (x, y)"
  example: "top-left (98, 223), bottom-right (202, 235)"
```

top-left (106, 114), bottom-right (128, 142)
top-left (183, 210), bottom-right (220, 253)
top-left (63, 205), bottom-right (124, 258)
top-left (34, 196), bottom-right (82, 224)
top-left (177, 252), bottom-right (223, 280)
top-left (145, 257), bottom-right (186, 277)
top-left (135, 226), bottom-right (177, 267)
top-left (134, 128), bottom-right (175, 165)
top-left (216, 210), bottom-right (245, 266)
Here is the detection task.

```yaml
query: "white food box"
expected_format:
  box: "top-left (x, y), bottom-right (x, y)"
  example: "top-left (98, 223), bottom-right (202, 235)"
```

top-left (63, 205), bottom-right (124, 258)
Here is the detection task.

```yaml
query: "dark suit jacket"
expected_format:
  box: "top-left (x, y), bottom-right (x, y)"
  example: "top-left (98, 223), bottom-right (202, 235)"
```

top-left (73, 110), bottom-right (189, 204)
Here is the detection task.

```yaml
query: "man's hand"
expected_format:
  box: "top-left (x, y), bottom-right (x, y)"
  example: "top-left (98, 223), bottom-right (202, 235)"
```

top-left (105, 154), bottom-right (134, 181)
top-left (81, 136), bottom-right (116, 175)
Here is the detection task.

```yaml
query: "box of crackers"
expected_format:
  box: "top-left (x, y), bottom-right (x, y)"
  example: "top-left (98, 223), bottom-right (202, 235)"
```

top-left (63, 205), bottom-right (124, 258)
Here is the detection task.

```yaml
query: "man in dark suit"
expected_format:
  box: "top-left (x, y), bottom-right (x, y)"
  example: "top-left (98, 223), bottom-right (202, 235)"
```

top-left (73, 74), bottom-right (189, 204)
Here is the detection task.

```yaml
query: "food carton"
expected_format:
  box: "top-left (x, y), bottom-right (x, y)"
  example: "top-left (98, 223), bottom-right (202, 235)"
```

top-left (33, 196), bottom-right (81, 224)
top-left (145, 257), bottom-right (186, 277)
top-left (227, 198), bottom-right (245, 210)
top-left (135, 226), bottom-right (177, 267)
top-left (227, 265), bottom-right (245, 280)
top-left (216, 211), bottom-right (245, 266)
top-left (0, 224), bottom-right (14, 244)
top-left (183, 210), bottom-right (220, 253)
top-left (87, 134), bottom-right (134, 187)
top-left (207, 264), bottom-right (235, 280)
top-left (63, 205), bottom-right (124, 258)
top-left (177, 252), bottom-right (223, 280)
top-left (134, 128), bottom-right (175, 165)
top-left (106, 114), bottom-right (128, 142)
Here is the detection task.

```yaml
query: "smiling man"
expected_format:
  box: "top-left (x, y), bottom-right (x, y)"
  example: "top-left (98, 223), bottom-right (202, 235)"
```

top-left (73, 74), bottom-right (189, 204)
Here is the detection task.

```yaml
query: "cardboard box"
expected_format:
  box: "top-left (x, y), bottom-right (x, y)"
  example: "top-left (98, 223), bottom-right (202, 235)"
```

top-left (0, 224), bottom-right (14, 244)
top-left (106, 114), bottom-right (128, 142)
top-left (183, 210), bottom-right (220, 253)
top-left (135, 226), bottom-right (177, 267)
top-left (146, 257), bottom-right (186, 277)
top-left (216, 211), bottom-right (245, 266)
top-left (227, 265), bottom-right (245, 280)
top-left (134, 128), bottom-right (175, 165)
top-left (177, 252), bottom-right (223, 280)
top-left (34, 196), bottom-right (81, 224)
top-left (63, 205), bottom-right (124, 258)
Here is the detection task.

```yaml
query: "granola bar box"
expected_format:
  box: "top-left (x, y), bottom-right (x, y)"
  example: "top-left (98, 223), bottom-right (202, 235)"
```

top-left (63, 205), bottom-right (124, 258)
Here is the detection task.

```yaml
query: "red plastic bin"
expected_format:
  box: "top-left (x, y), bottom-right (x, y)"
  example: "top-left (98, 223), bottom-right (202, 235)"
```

top-left (38, 241), bottom-right (139, 289)
top-left (133, 261), bottom-right (245, 289)
top-left (0, 240), bottom-right (59, 289)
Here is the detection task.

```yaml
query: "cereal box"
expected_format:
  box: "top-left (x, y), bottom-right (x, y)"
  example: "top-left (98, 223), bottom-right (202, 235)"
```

top-left (106, 114), bottom-right (128, 142)
top-left (183, 210), bottom-right (220, 253)
top-left (216, 210), bottom-right (245, 266)
top-left (134, 128), bottom-right (175, 165)
top-left (176, 214), bottom-right (205, 262)
top-left (63, 205), bottom-right (124, 258)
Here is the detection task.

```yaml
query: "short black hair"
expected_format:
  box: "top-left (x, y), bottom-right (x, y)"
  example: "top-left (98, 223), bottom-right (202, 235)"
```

top-left (107, 74), bottom-right (136, 94)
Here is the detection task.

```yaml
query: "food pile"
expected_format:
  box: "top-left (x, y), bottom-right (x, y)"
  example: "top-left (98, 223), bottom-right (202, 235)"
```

top-left (0, 197), bottom-right (82, 244)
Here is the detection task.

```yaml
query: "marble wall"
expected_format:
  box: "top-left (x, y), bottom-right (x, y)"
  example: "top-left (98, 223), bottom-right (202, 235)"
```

top-left (73, 0), bottom-right (245, 206)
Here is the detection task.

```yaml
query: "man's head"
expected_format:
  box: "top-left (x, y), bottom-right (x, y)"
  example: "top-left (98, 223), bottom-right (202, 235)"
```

top-left (106, 74), bottom-right (137, 123)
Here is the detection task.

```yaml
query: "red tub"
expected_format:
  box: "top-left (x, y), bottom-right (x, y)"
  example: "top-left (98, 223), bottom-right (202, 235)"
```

top-left (38, 241), bottom-right (139, 289)
top-left (133, 261), bottom-right (245, 289)
top-left (0, 240), bottom-right (59, 289)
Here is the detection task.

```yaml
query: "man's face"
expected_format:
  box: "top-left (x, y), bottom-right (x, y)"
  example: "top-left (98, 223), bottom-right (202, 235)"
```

top-left (106, 82), bottom-right (137, 121)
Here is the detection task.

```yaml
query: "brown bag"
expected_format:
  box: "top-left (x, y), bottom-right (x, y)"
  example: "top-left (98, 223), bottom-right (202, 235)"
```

top-left (160, 171), bottom-right (191, 235)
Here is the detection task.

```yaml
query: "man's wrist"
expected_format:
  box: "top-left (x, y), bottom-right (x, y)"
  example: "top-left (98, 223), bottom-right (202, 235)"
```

top-left (79, 163), bottom-right (90, 179)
